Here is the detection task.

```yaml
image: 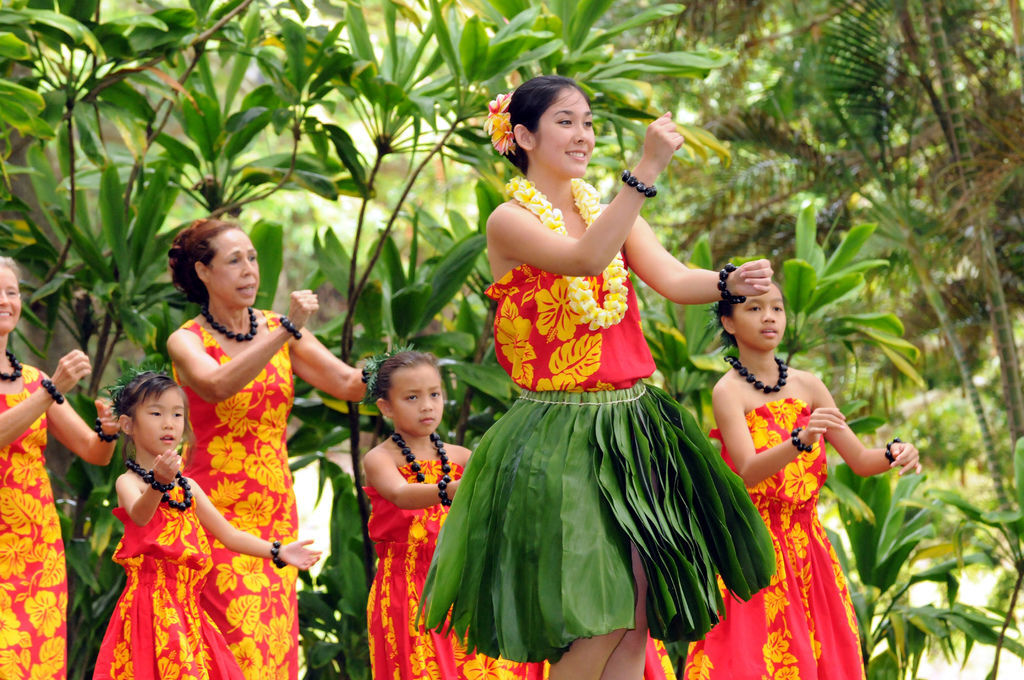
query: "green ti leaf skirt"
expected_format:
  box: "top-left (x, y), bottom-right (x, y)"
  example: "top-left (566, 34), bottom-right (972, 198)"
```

top-left (421, 382), bottom-right (775, 663)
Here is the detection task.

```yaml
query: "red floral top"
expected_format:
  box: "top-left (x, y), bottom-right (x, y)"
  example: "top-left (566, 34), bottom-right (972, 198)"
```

top-left (486, 263), bottom-right (655, 391)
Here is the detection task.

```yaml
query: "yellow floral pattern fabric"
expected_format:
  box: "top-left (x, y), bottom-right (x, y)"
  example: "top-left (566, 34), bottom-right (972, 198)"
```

top-left (176, 314), bottom-right (298, 680)
top-left (0, 365), bottom-right (66, 680)
top-left (94, 489), bottom-right (245, 680)
top-left (366, 460), bottom-right (545, 680)
top-left (684, 398), bottom-right (864, 679)
top-left (487, 263), bottom-right (655, 392)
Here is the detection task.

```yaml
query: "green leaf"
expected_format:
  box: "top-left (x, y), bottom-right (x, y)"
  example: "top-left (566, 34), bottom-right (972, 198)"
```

top-left (822, 222), bottom-right (877, 277)
top-left (0, 32), bottom-right (31, 59)
top-left (794, 202), bottom-right (825, 271)
top-left (689, 234), bottom-right (712, 270)
top-left (281, 18), bottom-right (309, 99)
top-left (419, 234), bottom-right (486, 330)
top-left (181, 90), bottom-right (222, 163)
top-left (781, 259), bottom-right (817, 316)
top-left (1015, 437), bottom-right (1024, 522)
top-left (313, 228), bottom-right (351, 299)
top-left (250, 221), bottom-right (283, 309)
top-left (446, 361), bottom-right (513, 401)
top-left (876, 343), bottom-right (926, 388)
top-left (834, 313), bottom-right (904, 337)
top-left (344, 0), bottom-right (376, 64)
top-left (8, 9), bottom-right (103, 55)
top-left (391, 281), bottom-right (432, 340)
top-left (99, 165), bottom-right (128, 277)
top-left (579, 4), bottom-right (684, 53)
top-left (566, 0), bottom-right (615, 51)
top-left (458, 16), bottom-right (488, 82)
top-left (805, 272), bottom-right (863, 315)
top-left (428, 0), bottom-right (460, 82)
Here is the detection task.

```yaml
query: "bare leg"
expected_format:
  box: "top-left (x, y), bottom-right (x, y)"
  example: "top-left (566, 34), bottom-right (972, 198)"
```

top-left (548, 629), bottom-right (628, 680)
top-left (599, 546), bottom-right (649, 680)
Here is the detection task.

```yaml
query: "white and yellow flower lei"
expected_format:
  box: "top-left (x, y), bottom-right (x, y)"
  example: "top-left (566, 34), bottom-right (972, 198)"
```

top-left (506, 176), bottom-right (629, 330)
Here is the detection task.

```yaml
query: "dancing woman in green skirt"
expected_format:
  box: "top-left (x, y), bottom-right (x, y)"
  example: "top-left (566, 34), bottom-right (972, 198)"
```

top-left (422, 75), bottom-right (777, 680)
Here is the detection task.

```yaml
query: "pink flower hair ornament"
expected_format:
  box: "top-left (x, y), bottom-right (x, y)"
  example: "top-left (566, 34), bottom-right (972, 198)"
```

top-left (484, 92), bottom-right (515, 155)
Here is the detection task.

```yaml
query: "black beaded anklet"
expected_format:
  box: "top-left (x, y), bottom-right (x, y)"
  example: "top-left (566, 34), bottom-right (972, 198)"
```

top-left (621, 170), bottom-right (657, 198)
top-left (279, 316), bottom-right (302, 340)
top-left (270, 540), bottom-right (287, 568)
top-left (40, 378), bottom-right (64, 404)
top-left (718, 263), bottom-right (746, 304)
top-left (885, 436), bottom-right (901, 463)
top-left (790, 426), bottom-right (814, 453)
top-left (95, 418), bottom-right (118, 442)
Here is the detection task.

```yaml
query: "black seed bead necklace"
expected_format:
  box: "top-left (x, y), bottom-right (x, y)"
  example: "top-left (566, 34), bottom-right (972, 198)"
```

top-left (0, 350), bottom-right (22, 381)
top-left (201, 305), bottom-right (257, 342)
top-left (724, 355), bottom-right (788, 394)
top-left (125, 458), bottom-right (194, 511)
top-left (391, 431), bottom-right (453, 506)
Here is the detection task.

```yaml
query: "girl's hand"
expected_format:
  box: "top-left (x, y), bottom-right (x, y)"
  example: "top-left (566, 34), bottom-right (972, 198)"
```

top-left (890, 441), bottom-right (923, 475)
top-left (278, 539), bottom-right (322, 570)
top-left (446, 478), bottom-right (461, 499)
top-left (150, 449), bottom-right (182, 486)
top-left (639, 113), bottom-right (685, 176)
top-left (95, 399), bottom-right (119, 438)
top-left (50, 350), bottom-right (92, 394)
top-left (798, 407), bottom-right (847, 446)
top-left (727, 259), bottom-right (774, 297)
top-left (287, 290), bottom-right (319, 331)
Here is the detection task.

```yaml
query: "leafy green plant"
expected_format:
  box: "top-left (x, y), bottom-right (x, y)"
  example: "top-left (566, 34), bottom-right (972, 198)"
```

top-left (827, 463), bottom-right (1023, 678)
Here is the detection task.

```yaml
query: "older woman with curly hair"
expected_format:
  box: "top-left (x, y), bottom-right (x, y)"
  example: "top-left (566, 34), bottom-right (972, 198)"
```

top-left (166, 219), bottom-right (364, 679)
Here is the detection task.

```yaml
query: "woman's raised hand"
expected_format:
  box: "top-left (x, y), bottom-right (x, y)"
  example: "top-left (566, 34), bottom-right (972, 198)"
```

top-left (889, 441), bottom-right (923, 476)
top-left (639, 113), bottom-right (685, 176)
top-left (727, 259), bottom-right (775, 297)
top-left (287, 290), bottom-right (319, 331)
top-left (49, 350), bottom-right (92, 394)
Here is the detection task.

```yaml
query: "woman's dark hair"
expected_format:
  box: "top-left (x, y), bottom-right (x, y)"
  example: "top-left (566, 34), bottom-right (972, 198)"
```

top-left (116, 371), bottom-right (194, 459)
top-left (168, 219), bottom-right (242, 304)
top-left (715, 298), bottom-right (739, 347)
top-left (506, 75), bottom-right (590, 173)
top-left (371, 351), bottom-right (440, 402)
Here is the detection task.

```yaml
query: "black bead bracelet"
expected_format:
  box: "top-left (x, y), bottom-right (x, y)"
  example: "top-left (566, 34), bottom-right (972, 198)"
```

top-left (790, 426), bottom-right (814, 453)
top-left (718, 263), bottom-right (746, 304)
top-left (270, 540), bottom-right (287, 568)
top-left (621, 170), bottom-right (657, 198)
top-left (95, 418), bottom-right (118, 442)
top-left (40, 378), bottom-right (65, 404)
top-left (885, 436), bottom-right (901, 463)
top-left (279, 316), bottom-right (302, 340)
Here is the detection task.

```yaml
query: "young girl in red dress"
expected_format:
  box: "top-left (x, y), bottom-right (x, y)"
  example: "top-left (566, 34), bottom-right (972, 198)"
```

top-left (365, 350), bottom-right (679, 680)
top-left (422, 75), bottom-right (778, 680)
top-left (683, 284), bottom-right (922, 679)
top-left (93, 371), bottom-right (320, 680)
top-left (362, 350), bottom-right (543, 680)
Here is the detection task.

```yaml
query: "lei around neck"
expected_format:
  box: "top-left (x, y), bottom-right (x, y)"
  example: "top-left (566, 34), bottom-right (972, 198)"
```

top-left (506, 177), bottom-right (629, 330)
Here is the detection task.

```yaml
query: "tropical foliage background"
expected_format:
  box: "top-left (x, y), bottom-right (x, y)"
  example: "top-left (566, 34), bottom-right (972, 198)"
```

top-left (1, 0), bottom-right (1022, 678)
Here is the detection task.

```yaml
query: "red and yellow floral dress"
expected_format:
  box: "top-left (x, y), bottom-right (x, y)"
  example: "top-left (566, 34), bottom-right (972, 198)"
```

top-left (366, 459), bottom-right (546, 680)
top-left (684, 398), bottom-right (864, 680)
top-left (175, 313), bottom-right (299, 680)
top-left (0, 365), bottom-right (66, 679)
top-left (94, 487), bottom-right (245, 680)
